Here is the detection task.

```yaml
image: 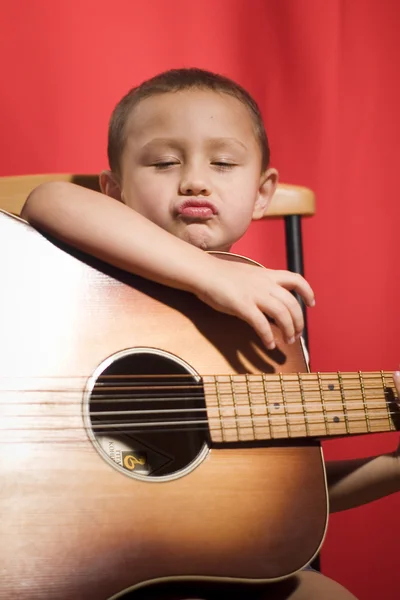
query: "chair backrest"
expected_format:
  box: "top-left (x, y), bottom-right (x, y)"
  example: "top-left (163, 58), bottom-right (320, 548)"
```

top-left (0, 173), bottom-right (315, 218)
top-left (0, 173), bottom-right (315, 347)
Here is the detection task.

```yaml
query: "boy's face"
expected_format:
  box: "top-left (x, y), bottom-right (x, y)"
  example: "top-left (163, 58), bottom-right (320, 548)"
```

top-left (108, 89), bottom-right (277, 251)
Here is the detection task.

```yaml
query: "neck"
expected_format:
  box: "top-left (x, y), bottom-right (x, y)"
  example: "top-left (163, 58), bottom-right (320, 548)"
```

top-left (203, 371), bottom-right (398, 444)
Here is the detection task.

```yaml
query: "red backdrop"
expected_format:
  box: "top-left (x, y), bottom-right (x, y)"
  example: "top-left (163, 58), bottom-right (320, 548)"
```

top-left (1, 1), bottom-right (399, 598)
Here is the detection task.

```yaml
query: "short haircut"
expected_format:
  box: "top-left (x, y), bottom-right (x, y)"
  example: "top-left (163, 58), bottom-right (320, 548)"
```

top-left (108, 68), bottom-right (270, 177)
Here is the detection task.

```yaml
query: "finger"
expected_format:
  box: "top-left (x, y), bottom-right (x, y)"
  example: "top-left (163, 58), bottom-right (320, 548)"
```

top-left (394, 370), bottom-right (400, 398)
top-left (241, 306), bottom-right (276, 350)
top-left (269, 271), bottom-right (315, 307)
top-left (269, 286), bottom-right (304, 337)
top-left (257, 295), bottom-right (296, 343)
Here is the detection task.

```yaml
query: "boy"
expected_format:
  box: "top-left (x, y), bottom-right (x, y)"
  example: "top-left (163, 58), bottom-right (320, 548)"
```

top-left (22, 68), bottom-right (400, 599)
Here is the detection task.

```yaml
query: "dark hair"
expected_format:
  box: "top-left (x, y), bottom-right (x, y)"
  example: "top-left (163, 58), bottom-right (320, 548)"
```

top-left (108, 68), bottom-right (270, 177)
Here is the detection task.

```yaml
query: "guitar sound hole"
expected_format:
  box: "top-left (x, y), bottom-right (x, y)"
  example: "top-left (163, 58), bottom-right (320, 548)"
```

top-left (87, 348), bottom-right (210, 480)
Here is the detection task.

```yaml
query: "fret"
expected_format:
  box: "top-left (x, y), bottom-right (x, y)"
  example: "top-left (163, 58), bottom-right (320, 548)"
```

top-left (263, 375), bottom-right (290, 439)
top-left (337, 372), bottom-right (350, 434)
top-left (279, 374), bottom-right (291, 438)
top-left (202, 376), bottom-right (223, 443)
top-left (202, 371), bottom-right (396, 446)
top-left (318, 373), bottom-right (348, 436)
top-left (296, 373), bottom-right (326, 436)
top-left (279, 374), bottom-right (307, 437)
top-left (229, 375), bottom-right (241, 441)
top-left (298, 373), bottom-right (310, 437)
top-left (220, 375), bottom-right (243, 442)
top-left (214, 376), bottom-right (226, 442)
top-left (364, 372), bottom-right (396, 433)
top-left (244, 375), bottom-right (269, 440)
top-left (271, 374), bottom-right (306, 439)
top-left (359, 372), bottom-right (393, 433)
top-left (245, 374), bottom-right (257, 441)
top-left (230, 375), bottom-right (257, 442)
top-left (260, 374), bottom-right (274, 440)
top-left (236, 375), bottom-right (260, 441)
top-left (358, 371), bottom-right (370, 433)
top-left (339, 373), bottom-right (370, 434)
top-left (317, 372), bottom-right (329, 436)
top-left (380, 371), bottom-right (396, 432)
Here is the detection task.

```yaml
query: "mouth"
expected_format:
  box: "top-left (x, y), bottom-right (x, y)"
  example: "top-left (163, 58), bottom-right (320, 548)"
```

top-left (176, 199), bottom-right (218, 220)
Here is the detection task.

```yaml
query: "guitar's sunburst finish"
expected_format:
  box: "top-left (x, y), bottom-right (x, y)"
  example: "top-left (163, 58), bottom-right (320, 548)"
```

top-left (0, 211), bottom-right (329, 599)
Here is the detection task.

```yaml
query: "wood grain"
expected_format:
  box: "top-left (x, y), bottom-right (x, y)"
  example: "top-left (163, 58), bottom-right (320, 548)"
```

top-left (0, 211), bottom-right (327, 600)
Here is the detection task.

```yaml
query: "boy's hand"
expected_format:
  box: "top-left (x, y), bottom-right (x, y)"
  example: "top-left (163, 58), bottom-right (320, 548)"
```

top-left (391, 372), bottom-right (400, 457)
top-left (394, 372), bottom-right (400, 398)
top-left (195, 258), bottom-right (315, 350)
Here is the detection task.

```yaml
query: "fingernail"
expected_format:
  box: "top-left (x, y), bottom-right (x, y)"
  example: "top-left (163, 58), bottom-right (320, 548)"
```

top-left (287, 337), bottom-right (295, 345)
top-left (267, 341), bottom-right (276, 350)
top-left (310, 299), bottom-right (316, 307)
top-left (394, 371), bottom-right (400, 379)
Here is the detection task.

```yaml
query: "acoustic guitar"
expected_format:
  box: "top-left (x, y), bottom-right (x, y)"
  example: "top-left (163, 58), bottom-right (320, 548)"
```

top-left (0, 210), bottom-right (397, 599)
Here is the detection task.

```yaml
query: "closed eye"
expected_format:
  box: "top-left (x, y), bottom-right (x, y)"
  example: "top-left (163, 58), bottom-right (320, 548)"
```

top-left (212, 162), bottom-right (236, 171)
top-left (153, 161), bottom-right (180, 170)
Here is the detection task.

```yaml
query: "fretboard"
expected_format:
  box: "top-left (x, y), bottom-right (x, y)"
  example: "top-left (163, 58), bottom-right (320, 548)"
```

top-left (203, 371), bottom-right (398, 444)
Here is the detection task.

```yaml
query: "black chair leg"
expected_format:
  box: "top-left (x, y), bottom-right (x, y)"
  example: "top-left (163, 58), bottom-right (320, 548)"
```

top-left (285, 215), bottom-right (320, 572)
top-left (284, 215), bottom-right (309, 352)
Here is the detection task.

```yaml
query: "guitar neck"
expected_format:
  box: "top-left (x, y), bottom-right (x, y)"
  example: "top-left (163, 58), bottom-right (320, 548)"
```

top-left (204, 371), bottom-right (399, 444)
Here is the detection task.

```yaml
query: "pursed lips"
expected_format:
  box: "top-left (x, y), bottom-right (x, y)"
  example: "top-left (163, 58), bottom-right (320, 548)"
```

top-left (176, 199), bottom-right (218, 219)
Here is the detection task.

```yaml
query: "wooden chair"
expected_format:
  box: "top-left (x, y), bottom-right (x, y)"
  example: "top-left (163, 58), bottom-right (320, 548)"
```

top-left (0, 173), bottom-right (315, 346)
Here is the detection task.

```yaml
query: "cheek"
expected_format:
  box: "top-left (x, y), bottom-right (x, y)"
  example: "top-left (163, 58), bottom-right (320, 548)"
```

top-left (224, 205), bottom-right (254, 240)
top-left (223, 186), bottom-right (259, 237)
top-left (228, 185), bottom-right (259, 219)
top-left (122, 174), bottom-right (166, 215)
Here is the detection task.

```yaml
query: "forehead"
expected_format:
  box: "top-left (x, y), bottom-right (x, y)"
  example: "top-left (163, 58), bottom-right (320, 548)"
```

top-left (124, 89), bottom-right (259, 149)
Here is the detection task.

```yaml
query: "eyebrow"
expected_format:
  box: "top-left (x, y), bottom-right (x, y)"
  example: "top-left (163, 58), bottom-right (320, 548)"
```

top-left (141, 137), bottom-right (248, 152)
top-left (207, 137), bottom-right (248, 151)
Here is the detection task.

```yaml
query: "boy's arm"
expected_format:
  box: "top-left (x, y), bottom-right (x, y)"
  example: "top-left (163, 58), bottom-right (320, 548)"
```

top-left (327, 372), bottom-right (400, 512)
top-left (22, 182), bottom-right (219, 293)
top-left (21, 181), bottom-right (315, 350)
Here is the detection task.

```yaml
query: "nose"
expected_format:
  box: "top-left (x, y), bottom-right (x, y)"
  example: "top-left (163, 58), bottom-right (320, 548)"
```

top-left (179, 165), bottom-right (211, 196)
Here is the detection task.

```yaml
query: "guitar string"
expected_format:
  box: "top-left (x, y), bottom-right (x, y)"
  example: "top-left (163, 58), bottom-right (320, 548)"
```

top-left (0, 393), bottom-right (398, 412)
top-left (1, 409), bottom-right (398, 434)
top-left (0, 375), bottom-right (396, 405)
top-left (1, 374), bottom-right (397, 431)
top-left (2, 407), bottom-right (398, 420)
top-left (0, 371), bottom-right (393, 382)
top-left (0, 375), bottom-right (396, 394)
top-left (0, 427), bottom-right (396, 444)
top-left (1, 381), bottom-right (395, 390)
top-left (0, 372), bottom-right (395, 388)
top-left (0, 386), bottom-right (397, 414)
top-left (0, 397), bottom-right (398, 412)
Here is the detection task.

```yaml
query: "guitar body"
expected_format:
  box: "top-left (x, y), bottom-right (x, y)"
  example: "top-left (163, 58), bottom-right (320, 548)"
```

top-left (0, 211), bottom-right (328, 600)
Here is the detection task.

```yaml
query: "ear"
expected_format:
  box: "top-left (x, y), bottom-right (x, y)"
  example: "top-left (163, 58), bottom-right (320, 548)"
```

top-left (252, 168), bottom-right (279, 220)
top-left (99, 170), bottom-right (124, 202)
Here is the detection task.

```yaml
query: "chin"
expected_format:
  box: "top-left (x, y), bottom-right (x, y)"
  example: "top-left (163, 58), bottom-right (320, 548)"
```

top-left (181, 228), bottom-right (212, 250)
top-left (177, 224), bottom-right (233, 253)
top-left (188, 237), bottom-right (230, 253)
